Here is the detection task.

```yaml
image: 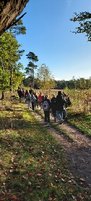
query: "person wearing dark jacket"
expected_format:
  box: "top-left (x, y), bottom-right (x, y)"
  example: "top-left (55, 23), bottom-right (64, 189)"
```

top-left (51, 94), bottom-right (56, 122)
top-left (17, 87), bottom-right (23, 102)
top-left (56, 91), bottom-right (65, 123)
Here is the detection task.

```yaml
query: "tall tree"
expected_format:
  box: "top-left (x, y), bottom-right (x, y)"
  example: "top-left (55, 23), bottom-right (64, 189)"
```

top-left (12, 63), bottom-right (24, 90)
top-left (71, 12), bottom-right (91, 41)
top-left (0, 32), bottom-right (24, 98)
top-left (37, 64), bottom-right (56, 90)
top-left (25, 52), bottom-right (38, 87)
top-left (0, 0), bottom-right (29, 35)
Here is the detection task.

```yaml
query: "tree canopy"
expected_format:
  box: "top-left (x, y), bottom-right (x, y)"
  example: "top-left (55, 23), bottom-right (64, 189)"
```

top-left (37, 64), bottom-right (56, 90)
top-left (9, 19), bottom-right (26, 35)
top-left (0, 32), bottom-right (24, 98)
top-left (25, 52), bottom-right (38, 87)
top-left (71, 12), bottom-right (91, 41)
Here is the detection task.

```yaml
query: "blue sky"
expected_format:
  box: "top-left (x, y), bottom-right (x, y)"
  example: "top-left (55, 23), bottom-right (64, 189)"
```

top-left (17, 0), bottom-right (91, 80)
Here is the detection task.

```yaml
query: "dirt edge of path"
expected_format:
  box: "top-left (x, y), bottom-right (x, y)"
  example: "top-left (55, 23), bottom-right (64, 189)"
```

top-left (35, 110), bottom-right (91, 188)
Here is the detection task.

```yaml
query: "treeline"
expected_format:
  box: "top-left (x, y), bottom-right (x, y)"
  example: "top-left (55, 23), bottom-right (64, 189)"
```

top-left (23, 77), bottom-right (91, 90)
top-left (55, 78), bottom-right (91, 90)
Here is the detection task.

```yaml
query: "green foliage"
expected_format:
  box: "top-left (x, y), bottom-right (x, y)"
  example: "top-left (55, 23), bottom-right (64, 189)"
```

top-left (0, 32), bottom-right (24, 93)
top-left (37, 64), bottom-right (56, 90)
top-left (0, 69), bottom-right (9, 90)
top-left (55, 77), bottom-right (91, 90)
top-left (9, 19), bottom-right (26, 35)
top-left (13, 71), bottom-right (24, 90)
top-left (71, 12), bottom-right (91, 41)
top-left (23, 76), bottom-right (34, 87)
top-left (25, 52), bottom-right (38, 87)
top-left (26, 52), bottom-right (38, 62)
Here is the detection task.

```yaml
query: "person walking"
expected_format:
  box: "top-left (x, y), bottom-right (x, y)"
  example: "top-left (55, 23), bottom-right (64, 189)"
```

top-left (38, 92), bottom-right (43, 109)
top-left (29, 90), bottom-right (36, 111)
top-left (51, 94), bottom-right (57, 122)
top-left (42, 95), bottom-right (51, 124)
top-left (17, 87), bottom-right (23, 102)
top-left (56, 91), bottom-right (65, 123)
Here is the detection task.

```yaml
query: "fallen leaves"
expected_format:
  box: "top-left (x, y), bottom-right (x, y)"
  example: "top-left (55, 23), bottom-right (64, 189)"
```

top-left (0, 103), bottom-right (91, 201)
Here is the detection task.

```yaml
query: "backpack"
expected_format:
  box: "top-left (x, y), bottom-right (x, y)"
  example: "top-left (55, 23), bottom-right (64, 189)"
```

top-left (43, 100), bottom-right (50, 111)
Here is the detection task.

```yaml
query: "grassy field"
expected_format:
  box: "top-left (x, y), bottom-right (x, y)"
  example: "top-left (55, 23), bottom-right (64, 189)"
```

top-left (0, 101), bottom-right (91, 201)
top-left (67, 112), bottom-right (91, 137)
top-left (65, 89), bottom-right (91, 137)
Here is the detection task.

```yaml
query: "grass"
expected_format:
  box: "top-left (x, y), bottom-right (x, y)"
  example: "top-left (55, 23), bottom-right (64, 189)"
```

top-left (0, 101), bottom-right (91, 201)
top-left (63, 89), bottom-right (91, 137)
top-left (67, 112), bottom-right (91, 137)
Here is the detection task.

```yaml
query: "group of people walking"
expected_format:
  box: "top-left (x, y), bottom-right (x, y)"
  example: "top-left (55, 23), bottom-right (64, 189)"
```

top-left (42, 91), bottom-right (71, 124)
top-left (17, 87), bottom-right (71, 124)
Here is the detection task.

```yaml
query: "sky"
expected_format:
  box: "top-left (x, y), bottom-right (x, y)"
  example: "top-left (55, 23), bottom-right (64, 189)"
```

top-left (17, 0), bottom-right (91, 81)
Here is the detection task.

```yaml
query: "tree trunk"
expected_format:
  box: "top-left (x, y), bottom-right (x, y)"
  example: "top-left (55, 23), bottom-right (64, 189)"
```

top-left (0, 0), bottom-right (29, 35)
top-left (1, 91), bottom-right (4, 100)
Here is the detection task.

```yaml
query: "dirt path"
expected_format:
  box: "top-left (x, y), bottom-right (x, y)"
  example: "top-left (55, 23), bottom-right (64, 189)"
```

top-left (35, 111), bottom-right (91, 188)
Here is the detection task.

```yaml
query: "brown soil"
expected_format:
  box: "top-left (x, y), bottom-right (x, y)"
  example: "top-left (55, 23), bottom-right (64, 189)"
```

top-left (35, 112), bottom-right (91, 188)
